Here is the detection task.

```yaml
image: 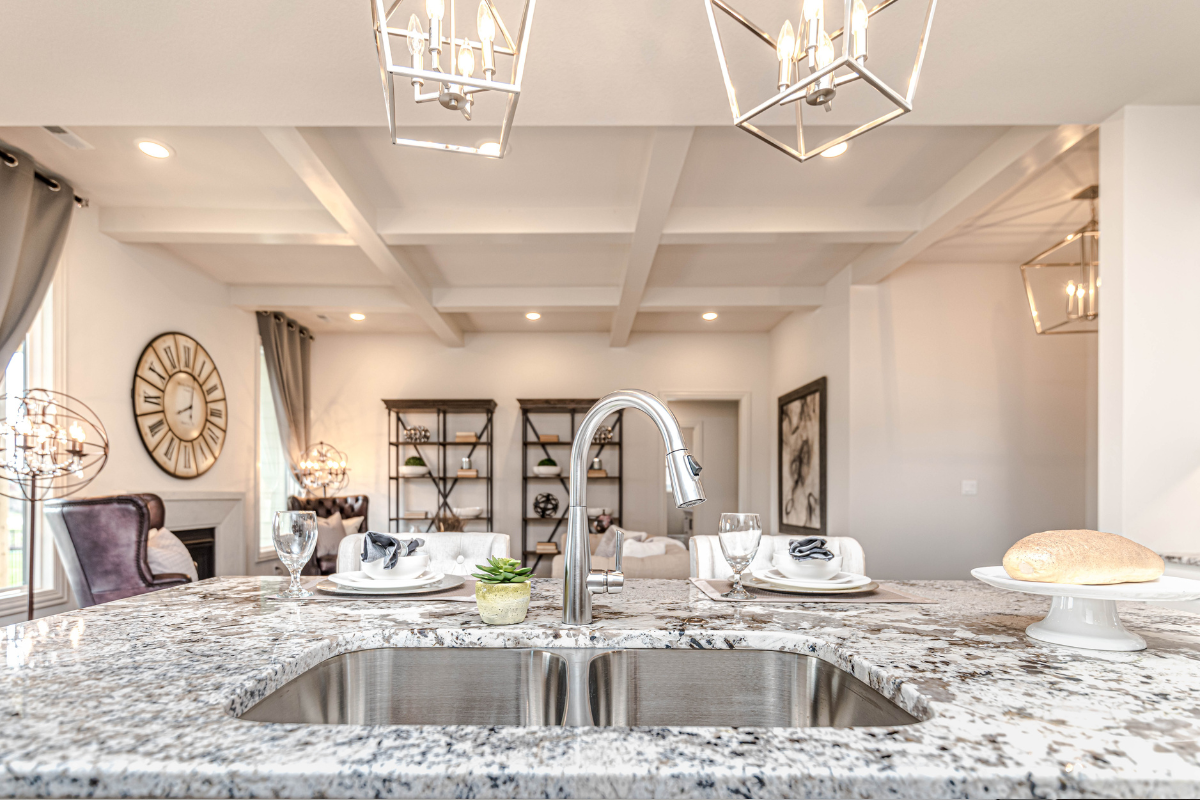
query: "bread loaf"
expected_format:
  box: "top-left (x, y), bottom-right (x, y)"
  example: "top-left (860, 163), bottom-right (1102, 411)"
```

top-left (1003, 530), bottom-right (1164, 584)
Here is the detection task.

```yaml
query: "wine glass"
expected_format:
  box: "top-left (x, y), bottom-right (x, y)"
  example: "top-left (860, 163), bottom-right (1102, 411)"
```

top-left (272, 510), bottom-right (317, 599)
top-left (717, 512), bottom-right (762, 600)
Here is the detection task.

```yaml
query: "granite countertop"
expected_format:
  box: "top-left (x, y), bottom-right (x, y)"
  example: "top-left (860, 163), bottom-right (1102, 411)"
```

top-left (2, 577), bottom-right (1200, 799)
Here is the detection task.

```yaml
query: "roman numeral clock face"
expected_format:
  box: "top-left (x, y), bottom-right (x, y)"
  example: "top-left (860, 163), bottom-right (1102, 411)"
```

top-left (133, 333), bottom-right (226, 478)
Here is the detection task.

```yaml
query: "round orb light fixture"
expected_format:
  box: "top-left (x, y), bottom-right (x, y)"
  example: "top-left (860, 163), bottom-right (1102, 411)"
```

top-left (702, 312), bottom-right (719, 321)
top-left (136, 140), bottom-right (172, 159)
top-left (526, 312), bottom-right (541, 320)
top-left (349, 313), bottom-right (366, 321)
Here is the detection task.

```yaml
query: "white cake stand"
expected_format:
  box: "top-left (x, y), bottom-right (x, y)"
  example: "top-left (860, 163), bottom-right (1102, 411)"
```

top-left (971, 566), bottom-right (1200, 651)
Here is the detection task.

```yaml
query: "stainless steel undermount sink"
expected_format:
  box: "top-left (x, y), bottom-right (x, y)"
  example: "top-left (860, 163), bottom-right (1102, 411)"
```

top-left (239, 647), bottom-right (918, 728)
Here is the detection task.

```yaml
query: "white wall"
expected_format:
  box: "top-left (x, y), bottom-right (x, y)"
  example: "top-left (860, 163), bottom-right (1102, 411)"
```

top-left (309, 331), bottom-right (773, 557)
top-left (1098, 106), bottom-right (1200, 554)
top-left (3, 208), bottom-right (259, 626)
top-left (849, 261), bottom-right (1095, 578)
top-left (770, 268), bottom-right (851, 537)
top-left (666, 400), bottom-right (740, 538)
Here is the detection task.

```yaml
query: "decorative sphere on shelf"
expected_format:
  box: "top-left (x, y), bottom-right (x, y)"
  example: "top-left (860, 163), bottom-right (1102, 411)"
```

top-left (533, 492), bottom-right (559, 519)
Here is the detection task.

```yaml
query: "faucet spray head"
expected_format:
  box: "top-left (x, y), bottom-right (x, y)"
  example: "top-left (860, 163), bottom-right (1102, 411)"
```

top-left (666, 449), bottom-right (706, 508)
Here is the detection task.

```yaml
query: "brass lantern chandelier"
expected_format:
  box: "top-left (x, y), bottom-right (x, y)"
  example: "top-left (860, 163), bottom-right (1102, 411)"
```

top-left (703, 0), bottom-right (938, 162)
top-left (1021, 186), bottom-right (1100, 335)
top-left (371, 0), bottom-right (536, 158)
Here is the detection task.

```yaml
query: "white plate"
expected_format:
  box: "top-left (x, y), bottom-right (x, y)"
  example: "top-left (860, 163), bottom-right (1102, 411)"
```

top-left (316, 575), bottom-right (466, 596)
top-left (972, 566), bottom-right (1200, 652)
top-left (329, 570), bottom-right (444, 589)
top-left (752, 568), bottom-right (873, 590)
top-left (742, 577), bottom-right (880, 596)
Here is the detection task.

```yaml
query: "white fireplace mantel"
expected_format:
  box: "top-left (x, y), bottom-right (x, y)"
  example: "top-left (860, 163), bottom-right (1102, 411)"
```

top-left (157, 491), bottom-right (247, 576)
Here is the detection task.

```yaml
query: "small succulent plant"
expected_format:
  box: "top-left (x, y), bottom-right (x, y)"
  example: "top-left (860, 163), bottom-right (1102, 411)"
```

top-left (405, 455), bottom-right (426, 466)
top-left (538, 457), bottom-right (557, 466)
top-left (473, 556), bottom-right (532, 584)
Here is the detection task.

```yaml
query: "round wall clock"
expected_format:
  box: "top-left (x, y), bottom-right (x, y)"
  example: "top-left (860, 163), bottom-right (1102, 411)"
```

top-left (132, 332), bottom-right (226, 478)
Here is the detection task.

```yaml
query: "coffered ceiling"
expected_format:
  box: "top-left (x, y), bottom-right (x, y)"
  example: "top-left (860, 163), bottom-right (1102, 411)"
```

top-left (0, 0), bottom-right (1163, 342)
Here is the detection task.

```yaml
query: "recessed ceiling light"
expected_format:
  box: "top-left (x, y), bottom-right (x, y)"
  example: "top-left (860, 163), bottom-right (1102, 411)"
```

top-left (136, 140), bottom-right (173, 159)
top-left (349, 313), bottom-right (366, 321)
top-left (820, 142), bottom-right (849, 158)
top-left (702, 312), bottom-right (718, 321)
top-left (525, 312), bottom-right (541, 320)
top-left (479, 142), bottom-right (502, 157)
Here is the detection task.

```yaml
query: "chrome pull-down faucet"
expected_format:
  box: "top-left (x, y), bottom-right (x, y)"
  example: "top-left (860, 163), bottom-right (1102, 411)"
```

top-left (562, 389), bottom-right (705, 625)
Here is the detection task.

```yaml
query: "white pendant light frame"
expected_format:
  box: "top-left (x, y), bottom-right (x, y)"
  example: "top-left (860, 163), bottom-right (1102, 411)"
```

top-left (371, 0), bottom-right (536, 158)
top-left (703, 0), bottom-right (937, 162)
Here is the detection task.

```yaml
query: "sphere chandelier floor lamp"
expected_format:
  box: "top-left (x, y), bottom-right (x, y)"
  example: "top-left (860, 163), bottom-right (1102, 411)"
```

top-left (297, 441), bottom-right (350, 498)
top-left (0, 390), bottom-right (108, 621)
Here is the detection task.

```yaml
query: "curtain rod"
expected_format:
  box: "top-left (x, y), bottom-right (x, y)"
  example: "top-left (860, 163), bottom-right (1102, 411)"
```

top-left (0, 147), bottom-right (89, 208)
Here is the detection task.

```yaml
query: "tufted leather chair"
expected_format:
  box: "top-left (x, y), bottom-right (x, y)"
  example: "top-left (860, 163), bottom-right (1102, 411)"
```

top-left (44, 494), bottom-right (192, 608)
top-left (336, 532), bottom-right (510, 577)
top-left (286, 495), bottom-right (369, 575)
top-left (689, 534), bottom-right (866, 579)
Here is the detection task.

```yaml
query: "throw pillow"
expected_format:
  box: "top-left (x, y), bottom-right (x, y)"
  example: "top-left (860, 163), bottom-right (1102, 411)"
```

top-left (595, 528), bottom-right (648, 558)
top-left (315, 512), bottom-right (347, 557)
top-left (622, 539), bottom-right (668, 559)
top-left (147, 527), bottom-right (199, 582)
top-left (341, 515), bottom-right (364, 536)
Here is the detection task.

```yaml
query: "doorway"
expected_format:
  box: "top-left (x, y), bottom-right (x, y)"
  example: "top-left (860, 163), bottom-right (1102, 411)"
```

top-left (665, 400), bottom-right (740, 541)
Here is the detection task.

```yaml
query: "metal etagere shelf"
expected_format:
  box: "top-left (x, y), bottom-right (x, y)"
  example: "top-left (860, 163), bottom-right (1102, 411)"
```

top-left (518, 399), bottom-right (623, 572)
top-left (385, 399), bottom-right (495, 534)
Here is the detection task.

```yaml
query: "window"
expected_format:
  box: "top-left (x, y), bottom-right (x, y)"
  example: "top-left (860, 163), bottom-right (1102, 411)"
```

top-left (258, 347), bottom-right (296, 556)
top-left (0, 286), bottom-right (58, 601)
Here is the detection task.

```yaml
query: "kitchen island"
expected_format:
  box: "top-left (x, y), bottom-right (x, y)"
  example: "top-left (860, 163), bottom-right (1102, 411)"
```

top-left (1, 577), bottom-right (1199, 799)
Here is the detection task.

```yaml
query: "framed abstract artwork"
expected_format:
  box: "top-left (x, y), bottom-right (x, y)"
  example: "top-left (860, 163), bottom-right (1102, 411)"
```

top-left (778, 377), bottom-right (827, 534)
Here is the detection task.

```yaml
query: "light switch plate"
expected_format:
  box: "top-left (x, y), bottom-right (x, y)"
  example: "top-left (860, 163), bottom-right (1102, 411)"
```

top-left (962, 479), bottom-right (978, 496)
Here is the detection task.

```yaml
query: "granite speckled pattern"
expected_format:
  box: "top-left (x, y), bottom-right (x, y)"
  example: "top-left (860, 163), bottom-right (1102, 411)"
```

top-left (2, 577), bottom-right (1200, 799)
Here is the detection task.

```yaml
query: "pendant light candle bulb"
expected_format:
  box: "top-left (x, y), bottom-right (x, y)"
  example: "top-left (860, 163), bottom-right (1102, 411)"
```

top-left (816, 31), bottom-right (834, 68)
top-left (458, 41), bottom-right (475, 77)
top-left (777, 20), bottom-right (796, 89)
top-left (851, 0), bottom-right (869, 61)
top-left (477, 1), bottom-right (496, 42)
top-left (407, 14), bottom-right (425, 56)
top-left (426, 0), bottom-right (444, 20)
top-left (802, 0), bottom-right (824, 61)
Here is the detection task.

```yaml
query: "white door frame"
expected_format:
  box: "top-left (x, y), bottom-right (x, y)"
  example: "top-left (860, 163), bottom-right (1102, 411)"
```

top-left (658, 390), bottom-right (752, 527)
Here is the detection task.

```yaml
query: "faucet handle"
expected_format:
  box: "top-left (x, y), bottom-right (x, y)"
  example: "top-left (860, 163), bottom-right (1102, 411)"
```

top-left (586, 526), bottom-right (626, 594)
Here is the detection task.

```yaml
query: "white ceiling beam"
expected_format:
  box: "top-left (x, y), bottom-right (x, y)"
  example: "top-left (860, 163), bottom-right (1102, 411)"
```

top-left (432, 286), bottom-right (620, 313)
top-left (259, 126), bottom-right (464, 346)
top-left (640, 286), bottom-right (824, 309)
top-left (850, 124), bottom-right (1095, 285)
top-left (377, 208), bottom-right (634, 245)
top-left (100, 207), bottom-right (353, 246)
top-left (610, 127), bottom-right (695, 347)
top-left (230, 285), bottom-right (408, 312)
top-left (98, 205), bottom-right (918, 247)
top-left (661, 206), bottom-right (918, 245)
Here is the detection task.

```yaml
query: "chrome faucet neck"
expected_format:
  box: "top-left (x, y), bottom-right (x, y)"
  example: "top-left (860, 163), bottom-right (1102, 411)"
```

top-left (562, 389), bottom-right (705, 625)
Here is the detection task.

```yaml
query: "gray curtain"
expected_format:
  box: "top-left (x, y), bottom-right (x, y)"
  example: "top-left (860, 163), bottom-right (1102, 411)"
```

top-left (0, 142), bottom-right (75, 370)
top-left (257, 310), bottom-right (312, 476)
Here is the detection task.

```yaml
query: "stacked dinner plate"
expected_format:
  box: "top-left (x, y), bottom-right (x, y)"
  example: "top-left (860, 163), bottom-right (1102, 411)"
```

top-left (746, 566), bottom-right (878, 595)
top-left (321, 569), bottom-right (463, 595)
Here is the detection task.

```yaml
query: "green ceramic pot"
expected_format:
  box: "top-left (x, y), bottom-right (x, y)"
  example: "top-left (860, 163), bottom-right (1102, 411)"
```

top-left (475, 581), bottom-right (531, 625)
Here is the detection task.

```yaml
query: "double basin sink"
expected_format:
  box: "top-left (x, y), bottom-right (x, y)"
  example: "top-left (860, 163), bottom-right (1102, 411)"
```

top-left (239, 648), bottom-right (918, 728)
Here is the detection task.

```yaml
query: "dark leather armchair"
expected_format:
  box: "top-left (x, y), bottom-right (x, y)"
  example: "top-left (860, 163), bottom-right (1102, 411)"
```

top-left (44, 494), bottom-right (191, 608)
top-left (287, 495), bottom-right (369, 575)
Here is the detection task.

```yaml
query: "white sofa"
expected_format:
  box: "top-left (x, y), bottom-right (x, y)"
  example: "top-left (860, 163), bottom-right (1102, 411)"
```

top-left (337, 532), bottom-right (510, 576)
top-left (689, 534), bottom-right (866, 579)
top-left (550, 533), bottom-right (691, 579)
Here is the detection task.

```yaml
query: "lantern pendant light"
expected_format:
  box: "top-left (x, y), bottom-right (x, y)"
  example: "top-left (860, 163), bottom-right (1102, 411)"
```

top-left (1021, 186), bottom-right (1100, 335)
top-left (371, 0), bottom-right (537, 158)
top-left (703, 0), bottom-right (938, 163)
